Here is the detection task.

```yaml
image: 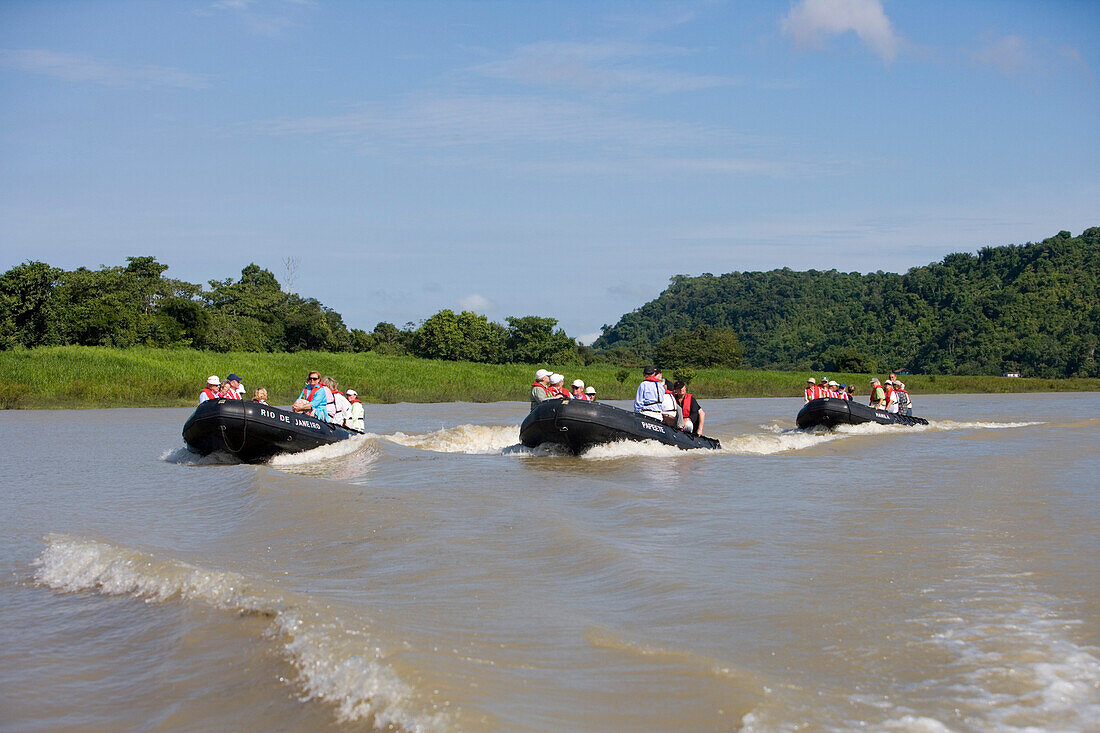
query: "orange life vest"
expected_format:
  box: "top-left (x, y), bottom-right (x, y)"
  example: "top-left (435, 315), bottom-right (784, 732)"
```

top-left (201, 387), bottom-right (217, 401)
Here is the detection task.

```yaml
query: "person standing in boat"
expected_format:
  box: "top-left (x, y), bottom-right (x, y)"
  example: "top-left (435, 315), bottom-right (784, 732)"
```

top-left (299, 371), bottom-right (331, 421)
top-left (869, 378), bottom-right (886, 409)
top-left (670, 381), bottom-right (704, 436)
top-left (199, 375), bottom-right (220, 403)
top-left (530, 369), bottom-right (553, 410)
top-left (346, 389), bottom-right (365, 431)
top-left (634, 366), bottom-right (664, 420)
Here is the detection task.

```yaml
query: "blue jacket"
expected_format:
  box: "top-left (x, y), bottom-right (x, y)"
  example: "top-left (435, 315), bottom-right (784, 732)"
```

top-left (633, 379), bottom-right (663, 413)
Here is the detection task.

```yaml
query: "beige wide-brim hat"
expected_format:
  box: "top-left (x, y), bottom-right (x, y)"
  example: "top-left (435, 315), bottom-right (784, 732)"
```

top-left (807, 377), bottom-right (816, 384)
top-left (207, 375), bottom-right (220, 385)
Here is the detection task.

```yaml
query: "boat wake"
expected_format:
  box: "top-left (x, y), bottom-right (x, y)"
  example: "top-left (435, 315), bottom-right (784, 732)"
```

top-left (161, 446), bottom-right (244, 465)
top-left (32, 534), bottom-right (451, 732)
top-left (379, 424), bottom-right (522, 454)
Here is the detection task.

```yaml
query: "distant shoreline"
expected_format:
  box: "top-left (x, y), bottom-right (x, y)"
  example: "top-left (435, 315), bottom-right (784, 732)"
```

top-left (3, 346), bottom-right (1097, 410)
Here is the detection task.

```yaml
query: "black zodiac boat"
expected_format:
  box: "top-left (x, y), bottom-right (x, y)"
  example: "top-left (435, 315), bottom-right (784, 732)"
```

top-left (183, 399), bottom-right (357, 461)
top-left (796, 397), bottom-right (929, 429)
top-left (520, 399), bottom-right (721, 453)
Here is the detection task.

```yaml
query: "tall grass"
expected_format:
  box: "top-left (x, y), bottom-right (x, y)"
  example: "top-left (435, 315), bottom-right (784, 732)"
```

top-left (1, 345), bottom-right (1097, 409)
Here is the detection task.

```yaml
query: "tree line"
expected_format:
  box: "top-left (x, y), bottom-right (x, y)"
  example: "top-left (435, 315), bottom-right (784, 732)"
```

top-left (594, 228), bottom-right (1100, 378)
top-left (0, 257), bottom-right (590, 364)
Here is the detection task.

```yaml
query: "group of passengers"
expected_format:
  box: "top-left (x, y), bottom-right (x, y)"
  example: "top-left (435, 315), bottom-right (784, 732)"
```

top-left (529, 365), bottom-right (705, 437)
top-left (868, 373), bottom-right (914, 416)
top-left (633, 365), bottom-right (705, 437)
top-left (530, 369), bottom-right (597, 407)
top-left (805, 371), bottom-right (913, 417)
top-left (804, 377), bottom-right (854, 401)
top-left (198, 371), bottom-right (365, 431)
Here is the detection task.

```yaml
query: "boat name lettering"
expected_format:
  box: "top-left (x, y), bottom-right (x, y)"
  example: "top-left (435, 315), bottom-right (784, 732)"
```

top-left (294, 418), bottom-right (321, 429)
top-left (260, 408), bottom-right (291, 424)
top-left (641, 422), bottom-right (665, 434)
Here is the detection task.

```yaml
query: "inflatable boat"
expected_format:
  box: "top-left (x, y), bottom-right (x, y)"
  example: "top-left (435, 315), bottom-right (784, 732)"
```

top-left (182, 399), bottom-right (357, 461)
top-left (520, 399), bottom-right (721, 453)
top-left (796, 397), bottom-right (929, 429)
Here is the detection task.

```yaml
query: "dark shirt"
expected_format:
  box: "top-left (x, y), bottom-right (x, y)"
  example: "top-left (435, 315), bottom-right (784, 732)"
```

top-left (678, 393), bottom-right (702, 435)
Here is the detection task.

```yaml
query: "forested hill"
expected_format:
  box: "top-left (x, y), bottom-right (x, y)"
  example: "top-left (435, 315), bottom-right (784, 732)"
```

top-left (593, 228), bottom-right (1100, 378)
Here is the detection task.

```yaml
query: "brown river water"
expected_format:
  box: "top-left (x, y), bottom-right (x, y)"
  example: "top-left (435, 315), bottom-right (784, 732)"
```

top-left (1, 394), bottom-right (1098, 732)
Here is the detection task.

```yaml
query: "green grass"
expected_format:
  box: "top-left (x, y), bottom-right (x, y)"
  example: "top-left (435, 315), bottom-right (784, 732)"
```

top-left (1, 345), bottom-right (1097, 409)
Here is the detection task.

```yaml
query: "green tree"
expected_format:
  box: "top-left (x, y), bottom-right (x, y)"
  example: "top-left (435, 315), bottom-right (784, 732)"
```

top-left (505, 316), bottom-right (578, 363)
top-left (0, 261), bottom-right (60, 348)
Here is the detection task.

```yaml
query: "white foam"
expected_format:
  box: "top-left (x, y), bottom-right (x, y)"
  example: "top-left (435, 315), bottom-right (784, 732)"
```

top-left (33, 535), bottom-right (449, 732)
top-left (161, 446), bottom-right (244, 465)
top-left (380, 424), bottom-right (522, 455)
top-left (267, 433), bottom-right (375, 466)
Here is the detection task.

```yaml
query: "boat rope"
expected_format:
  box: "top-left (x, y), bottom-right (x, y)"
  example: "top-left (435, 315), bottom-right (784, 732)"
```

top-left (218, 419), bottom-right (248, 453)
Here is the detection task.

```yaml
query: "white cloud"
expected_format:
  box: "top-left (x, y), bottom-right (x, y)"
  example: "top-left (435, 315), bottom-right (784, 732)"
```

top-left (0, 49), bottom-right (211, 89)
top-left (458, 294), bottom-right (494, 313)
top-left (781, 0), bottom-right (900, 62)
top-left (972, 35), bottom-right (1032, 76)
top-left (576, 331), bottom-right (602, 346)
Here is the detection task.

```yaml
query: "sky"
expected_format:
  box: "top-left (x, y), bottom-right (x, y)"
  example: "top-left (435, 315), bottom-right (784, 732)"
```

top-left (1, 1), bottom-right (1097, 343)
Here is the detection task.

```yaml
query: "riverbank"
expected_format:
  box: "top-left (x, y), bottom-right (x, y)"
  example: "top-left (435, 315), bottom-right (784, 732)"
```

top-left (2, 346), bottom-right (1097, 409)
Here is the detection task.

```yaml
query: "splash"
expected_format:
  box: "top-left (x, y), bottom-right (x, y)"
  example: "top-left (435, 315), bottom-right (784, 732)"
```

top-left (32, 535), bottom-right (449, 732)
top-left (381, 424), bottom-right (522, 455)
top-left (267, 433), bottom-right (375, 467)
top-left (161, 446), bottom-right (244, 466)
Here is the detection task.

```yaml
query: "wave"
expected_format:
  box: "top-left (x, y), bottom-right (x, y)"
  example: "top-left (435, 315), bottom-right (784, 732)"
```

top-left (380, 424), bottom-right (522, 454)
top-left (32, 534), bottom-right (449, 732)
top-left (161, 446), bottom-right (244, 465)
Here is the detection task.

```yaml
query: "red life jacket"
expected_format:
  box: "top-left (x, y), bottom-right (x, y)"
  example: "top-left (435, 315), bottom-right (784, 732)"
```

top-left (201, 387), bottom-right (217, 401)
top-left (226, 389), bottom-right (242, 400)
top-left (680, 392), bottom-right (694, 417)
top-left (348, 397), bottom-right (361, 404)
top-left (302, 385), bottom-right (323, 402)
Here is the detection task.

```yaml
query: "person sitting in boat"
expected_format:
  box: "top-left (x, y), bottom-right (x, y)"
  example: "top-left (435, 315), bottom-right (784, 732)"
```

top-left (346, 389), bottom-right (365, 431)
top-left (299, 371), bottom-right (331, 421)
top-left (227, 374), bottom-right (245, 399)
top-left (549, 373), bottom-right (568, 398)
top-left (634, 366), bottom-right (664, 419)
top-left (670, 381), bottom-right (704, 436)
top-left (531, 369), bottom-right (553, 410)
top-left (895, 381), bottom-right (913, 416)
top-left (659, 372), bottom-right (684, 428)
top-left (199, 375), bottom-right (220, 403)
top-left (804, 377), bottom-right (820, 402)
top-left (884, 380), bottom-right (901, 413)
top-left (827, 380), bottom-right (842, 398)
top-left (845, 383), bottom-right (855, 399)
top-left (217, 381), bottom-right (237, 399)
top-left (252, 387), bottom-right (268, 404)
top-left (584, 386), bottom-right (596, 401)
top-left (570, 379), bottom-right (590, 401)
top-left (869, 378), bottom-right (886, 409)
top-left (322, 376), bottom-right (352, 427)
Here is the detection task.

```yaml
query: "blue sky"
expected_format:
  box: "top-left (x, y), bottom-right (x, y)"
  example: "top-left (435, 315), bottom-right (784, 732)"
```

top-left (1, 1), bottom-right (1097, 342)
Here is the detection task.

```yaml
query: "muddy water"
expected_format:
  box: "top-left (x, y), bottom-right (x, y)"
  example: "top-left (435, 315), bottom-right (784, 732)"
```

top-left (1, 394), bottom-right (1097, 731)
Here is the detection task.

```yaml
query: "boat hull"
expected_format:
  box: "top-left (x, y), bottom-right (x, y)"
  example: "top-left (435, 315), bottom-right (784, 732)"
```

top-left (796, 397), bottom-right (929, 429)
top-left (182, 399), bottom-right (355, 461)
top-left (520, 399), bottom-right (721, 453)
